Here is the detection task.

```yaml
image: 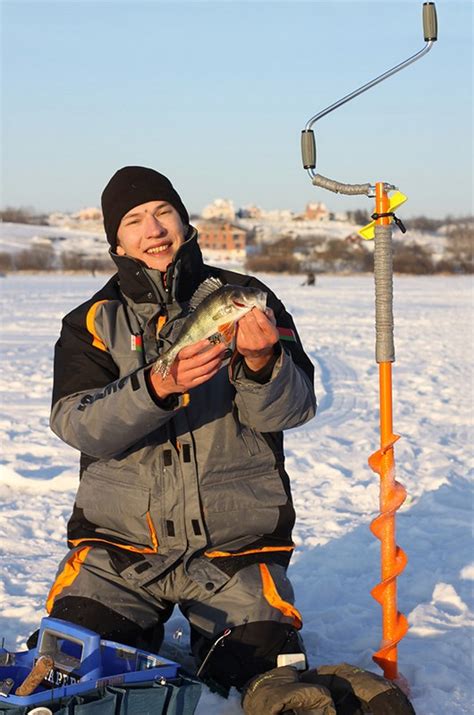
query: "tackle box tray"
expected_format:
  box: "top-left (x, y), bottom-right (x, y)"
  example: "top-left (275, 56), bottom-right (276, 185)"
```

top-left (0, 617), bottom-right (201, 713)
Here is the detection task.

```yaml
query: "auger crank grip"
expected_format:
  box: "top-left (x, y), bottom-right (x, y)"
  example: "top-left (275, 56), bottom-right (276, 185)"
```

top-left (301, 130), bottom-right (316, 170)
top-left (423, 2), bottom-right (438, 42)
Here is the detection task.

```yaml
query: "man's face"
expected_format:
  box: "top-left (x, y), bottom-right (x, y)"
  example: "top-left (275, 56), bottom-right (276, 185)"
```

top-left (116, 200), bottom-right (187, 270)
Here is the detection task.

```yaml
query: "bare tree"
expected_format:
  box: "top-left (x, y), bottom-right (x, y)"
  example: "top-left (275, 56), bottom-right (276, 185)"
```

top-left (443, 224), bottom-right (473, 273)
top-left (0, 206), bottom-right (48, 225)
top-left (0, 252), bottom-right (14, 272)
top-left (392, 241), bottom-right (434, 274)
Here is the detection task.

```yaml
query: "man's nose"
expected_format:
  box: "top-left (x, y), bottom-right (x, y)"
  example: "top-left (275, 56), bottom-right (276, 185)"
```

top-left (144, 213), bottom-right (166, 235)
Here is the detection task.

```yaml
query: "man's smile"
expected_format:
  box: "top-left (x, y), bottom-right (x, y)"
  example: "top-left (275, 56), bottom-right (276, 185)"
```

top-left (145, 243), bottom-right (172, 255)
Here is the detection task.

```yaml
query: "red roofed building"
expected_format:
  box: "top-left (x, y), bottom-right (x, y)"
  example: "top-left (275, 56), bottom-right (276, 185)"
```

top-left (195, 220), bottom-right (247, 254)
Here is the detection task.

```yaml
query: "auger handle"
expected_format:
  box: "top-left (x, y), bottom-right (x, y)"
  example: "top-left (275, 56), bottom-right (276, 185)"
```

top-left (301, 3), bottom-right (437, 179)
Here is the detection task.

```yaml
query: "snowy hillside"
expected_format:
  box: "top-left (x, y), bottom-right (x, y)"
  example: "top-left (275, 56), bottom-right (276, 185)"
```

top-left (0, 273), bottom-right (472, 714)
top-left (0, 219), bottom-right (447, 266)
top-left (0, 222), bottom-right (109, 259)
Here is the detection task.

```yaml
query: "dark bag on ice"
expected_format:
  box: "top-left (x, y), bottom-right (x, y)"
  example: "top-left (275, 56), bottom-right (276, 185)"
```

top-left (242, 665), bottom-right (337, 715)
top-left (301, 662), bottom-right (416, 715)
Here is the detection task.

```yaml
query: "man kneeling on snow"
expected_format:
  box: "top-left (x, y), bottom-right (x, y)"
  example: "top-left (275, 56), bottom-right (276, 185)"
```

top-left (43, 166), bottom-right (316, 705)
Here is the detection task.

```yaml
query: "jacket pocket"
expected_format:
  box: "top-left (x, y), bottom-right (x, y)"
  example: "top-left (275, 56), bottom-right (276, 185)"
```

top-left (232, 405), bottom-right (262, 457)
top-left (203, 471), bottom-right (291, 547)
top-left (239, 424), bottom-right (262, 456)
top-left (205, 471), bottom-right (288, 513)
top-left (76, 468), bottom-right (152, 546)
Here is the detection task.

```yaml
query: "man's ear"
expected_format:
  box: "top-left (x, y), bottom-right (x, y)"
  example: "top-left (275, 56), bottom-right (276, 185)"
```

top-left (116, 244), bottom-right (126, 256)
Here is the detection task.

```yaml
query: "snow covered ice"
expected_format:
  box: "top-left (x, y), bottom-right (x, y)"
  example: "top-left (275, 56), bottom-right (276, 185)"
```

top-left (0, 273), bottom-right (472, 714)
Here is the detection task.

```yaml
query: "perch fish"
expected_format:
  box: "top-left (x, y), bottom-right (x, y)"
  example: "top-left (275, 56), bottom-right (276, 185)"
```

top-left (153, 277), bottom-right (267, 377)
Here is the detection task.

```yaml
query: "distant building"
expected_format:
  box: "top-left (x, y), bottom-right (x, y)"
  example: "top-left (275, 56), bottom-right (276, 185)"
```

top-left (48, 212), bottom-right (70, 226)
top-left (201, 199), bottom-right (236, 221)
top-left (344, 232), bottom-right (364, 245)
top-left (72, 207), bottom-right (103, 222)
top-left (237, 204), bottom-right (263, 219)
top-left (195, 219), bottom-right (247, 255)
top-left (262, 209), bottom-right (295, 222)
top-left (304, 202), bottom-right (329, 221)
top-left (48, 208), bottom-right (103, 233)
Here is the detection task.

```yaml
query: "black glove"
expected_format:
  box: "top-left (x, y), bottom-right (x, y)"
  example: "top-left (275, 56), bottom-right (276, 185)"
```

top-left (242, 666), bottom-right (337, 715)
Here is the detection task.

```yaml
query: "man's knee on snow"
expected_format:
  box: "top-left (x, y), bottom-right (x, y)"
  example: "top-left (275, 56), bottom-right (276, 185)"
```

top-left (191, 621), bottom-right (306, 692)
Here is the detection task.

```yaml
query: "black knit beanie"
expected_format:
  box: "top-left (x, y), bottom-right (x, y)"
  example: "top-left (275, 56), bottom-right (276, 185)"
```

top-left (101, 166), bottom-right (189, 250)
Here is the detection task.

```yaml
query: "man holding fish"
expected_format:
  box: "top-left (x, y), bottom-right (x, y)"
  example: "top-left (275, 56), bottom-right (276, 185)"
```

top-left (42, 166), bottom-right (327, 712)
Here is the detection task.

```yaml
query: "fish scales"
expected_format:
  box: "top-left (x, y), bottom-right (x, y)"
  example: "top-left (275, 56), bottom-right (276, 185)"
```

top-left (153, 281), bottom-right (267, 378)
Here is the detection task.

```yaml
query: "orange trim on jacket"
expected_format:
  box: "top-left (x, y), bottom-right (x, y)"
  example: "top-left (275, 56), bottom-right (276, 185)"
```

top-left (146, 512), bottom-right (159, 551)
top-left (156, 315), bottom-right (167, 335)
top-left (69, 511), bottom-right (159, 554)
top-left (259, 563), bottom-right (302, 629)
top-left (85, 300), bottom-right (109, 351)
top-left (46, 546), bottom-right (91, 612)
top-left (205, 546), bottom-right (294, 558)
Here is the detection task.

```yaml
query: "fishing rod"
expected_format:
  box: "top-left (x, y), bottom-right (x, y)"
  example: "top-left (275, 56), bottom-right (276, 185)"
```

top-left (300, 3), bottom-right (437, 683)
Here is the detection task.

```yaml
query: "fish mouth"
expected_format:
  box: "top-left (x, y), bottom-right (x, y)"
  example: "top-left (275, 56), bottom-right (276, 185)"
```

top-left (232, 299), bottom-right (248, 308)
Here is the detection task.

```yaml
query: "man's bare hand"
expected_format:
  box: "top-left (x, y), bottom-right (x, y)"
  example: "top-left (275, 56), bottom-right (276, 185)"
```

top-left (149, 339), bottom-right (228, 399)
top-left (236, 308), bottom-right (279, 372)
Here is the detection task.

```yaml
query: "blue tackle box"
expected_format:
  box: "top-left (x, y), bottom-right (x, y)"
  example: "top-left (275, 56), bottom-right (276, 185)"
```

top-left (0, 617), bottom-right (202, 714)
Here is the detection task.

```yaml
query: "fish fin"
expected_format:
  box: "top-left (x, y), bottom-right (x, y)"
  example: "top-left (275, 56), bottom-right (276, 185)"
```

top-left (152, 358), bottom-right (170, 378)
top-left (218, 321), bottom-right (236, 344)
top-left (153, 348), bottom-right (178, 378)
top-left (188, 277), bottom-right (224, 311)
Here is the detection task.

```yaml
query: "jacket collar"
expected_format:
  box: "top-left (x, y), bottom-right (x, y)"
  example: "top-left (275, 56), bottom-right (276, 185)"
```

top-left (110, 227), bottom-right (208, 305)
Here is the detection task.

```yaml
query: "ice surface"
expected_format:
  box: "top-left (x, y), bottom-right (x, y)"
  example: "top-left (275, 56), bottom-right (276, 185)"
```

top-left (0, 273), bottom-right (472, 714)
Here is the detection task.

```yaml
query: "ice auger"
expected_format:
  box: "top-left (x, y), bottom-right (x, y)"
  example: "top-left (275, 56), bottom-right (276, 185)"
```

top-left (300, 3), bottom-right (437, 681)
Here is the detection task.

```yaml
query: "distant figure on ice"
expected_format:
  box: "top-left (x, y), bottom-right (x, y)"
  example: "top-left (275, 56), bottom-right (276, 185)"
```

top-left (39, 165), bottom-right (324, 711)
top-left (301, 271), bottom-right (316, 286)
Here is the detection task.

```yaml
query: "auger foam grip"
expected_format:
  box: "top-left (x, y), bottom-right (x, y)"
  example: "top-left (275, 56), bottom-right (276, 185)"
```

top-left (374, 224), bottom-right (395, 363)
top-left (312, 174), bottom-right (372, 196)
top-left (423, 2), bottom-right (438, 41)
top-left (301, 130), bottom-right (316, 169)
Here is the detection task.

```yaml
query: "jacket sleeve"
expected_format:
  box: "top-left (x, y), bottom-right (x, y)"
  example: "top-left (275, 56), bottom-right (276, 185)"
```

top-left (230, 284), bottom-right (317, 432)
top-left (50, 311), bottom-right (183, 460)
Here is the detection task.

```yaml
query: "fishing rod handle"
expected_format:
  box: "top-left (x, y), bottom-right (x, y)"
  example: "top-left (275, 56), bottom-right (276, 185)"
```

top-left (423, 2), bottom-right (438, 42)
top-left (374, 223), bottom-right (395, 363)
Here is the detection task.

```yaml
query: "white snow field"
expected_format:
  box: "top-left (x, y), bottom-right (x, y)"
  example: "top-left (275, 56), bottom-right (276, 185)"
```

top-left (0, 273), bottom-right (472, 714)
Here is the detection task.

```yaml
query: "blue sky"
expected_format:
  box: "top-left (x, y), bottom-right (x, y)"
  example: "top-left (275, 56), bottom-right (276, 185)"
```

top-left (1, 0), bottom-right (472, 217)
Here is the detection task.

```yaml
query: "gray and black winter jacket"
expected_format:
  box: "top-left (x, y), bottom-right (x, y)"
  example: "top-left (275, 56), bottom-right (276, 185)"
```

top-left (50, 229), bottom-right (316, 586)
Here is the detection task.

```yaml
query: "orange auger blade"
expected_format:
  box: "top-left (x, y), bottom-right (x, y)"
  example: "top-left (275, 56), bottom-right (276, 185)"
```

top-left (369, 430), bottom-right (409, 679)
